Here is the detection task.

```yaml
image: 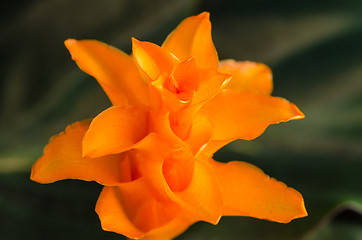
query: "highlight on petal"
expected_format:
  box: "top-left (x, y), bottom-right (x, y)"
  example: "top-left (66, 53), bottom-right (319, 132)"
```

top-left (198, 139), bottom-right (233, 158)
top-left (132, 38), bottom-right (179, 80)
top-left (64, 39), bottom-right (148, 106)
top-left (31, 121), bottom-right (124, 185)
top-left (202, 90), bottom-right (305, 141)
top-left (162, 12), bottom-right (219, 69)
top-left (206, 158), bottom-right (308, 223)
top-left (83, 106), bottom-right (148, 158)
top-left (219, 60), bottom-right (273, 95)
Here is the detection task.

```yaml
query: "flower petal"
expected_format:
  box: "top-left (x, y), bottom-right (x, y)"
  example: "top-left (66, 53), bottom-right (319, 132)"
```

top-left (162, 12), bottom-right (218, 69)
top-left (167, 160), bottom-right (223, 225)
top-left (206, 158), bottom-right (308, 223)
top-left (148, 109), bottom-right (184, 149)
top-left (96, 176), bottom-right (182, 239)
top-left (141, 215), bottom-right (193, 240)
top-left (64, 39), bottom-right (148, 106)
top-left (192, 69), bottom-right (231, 106)
top-left (132, 38), bottom-right (179, 80)
top-left (95, 186), bottom-right (144, 238)
top-left (171, 57), bottom-right (199, 99)
top-left (167, 69), bottom-right (230, 141)
top-left (127, 133), bottom-right (222, 225)
top-left (31, 121), bottom-right (123, 185)
top-left (185, 113), bottom-right (212, 155)
top-left (150, 75), bottom-right (190, 116)
top-left (83, 106), bottom-right (148, 158)
top-left (199, 139), bottom-right (232, 158)
top-left (219, 60), bottom-right (273, 95)
top-left (202, 90), bottom-right (305, 141)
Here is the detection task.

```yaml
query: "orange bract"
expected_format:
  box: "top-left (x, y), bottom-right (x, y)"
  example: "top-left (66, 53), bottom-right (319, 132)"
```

top-left (31, 12), bottom-right (307, 240)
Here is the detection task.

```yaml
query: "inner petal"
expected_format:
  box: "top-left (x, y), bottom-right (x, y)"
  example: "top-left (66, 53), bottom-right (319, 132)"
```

top-left (165, 75), bottom-right (194, 102)
top-left (162, 149), bottom-right (195, 192)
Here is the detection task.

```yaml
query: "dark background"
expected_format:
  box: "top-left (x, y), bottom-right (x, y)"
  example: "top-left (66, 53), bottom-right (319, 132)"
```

top-left (1, 0), bottom-right (362, 239)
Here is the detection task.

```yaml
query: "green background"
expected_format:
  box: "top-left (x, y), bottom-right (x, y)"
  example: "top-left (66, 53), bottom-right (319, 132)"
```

top-left (1, 0), bottom-right (362, 239)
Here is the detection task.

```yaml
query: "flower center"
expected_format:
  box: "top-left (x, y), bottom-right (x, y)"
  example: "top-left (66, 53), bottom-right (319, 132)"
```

top-left (165, 75), bottom-right (194, 102)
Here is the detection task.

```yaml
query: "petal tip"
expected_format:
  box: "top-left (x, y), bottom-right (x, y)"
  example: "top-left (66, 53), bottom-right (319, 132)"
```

top-left (81, 146), bottom-right (91, 158)
top-left (282, 187), bottom-right (308, 223)
top-left (290, 105), bottom-right (305, 120)
top-left (30, 161), bottom-right (55, 184)
top-left (81, 134), bottom-right (98, 158)
top-left (296, 196), bottom-right (308, 218)
top-left (29, 164), bottom-right (39, 182)
top-left (197, 12), bottom-right (210, 19)
top-left (64, 38), bottom-right (77, 47)
top-left (131, 37), bottom-right (141, 46)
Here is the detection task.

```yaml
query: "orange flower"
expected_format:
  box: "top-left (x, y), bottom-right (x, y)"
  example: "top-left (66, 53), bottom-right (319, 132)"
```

top-left (31, 12), bottom-right (307, 240)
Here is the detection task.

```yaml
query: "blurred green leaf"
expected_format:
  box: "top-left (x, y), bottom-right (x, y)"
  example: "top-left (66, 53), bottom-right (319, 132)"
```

top-left (303, 203), bottom-right (362, 240)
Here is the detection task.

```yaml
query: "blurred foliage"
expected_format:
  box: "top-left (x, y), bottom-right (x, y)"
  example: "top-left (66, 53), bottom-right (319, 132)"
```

top-left (1, 0), bottom-right (362, 239)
